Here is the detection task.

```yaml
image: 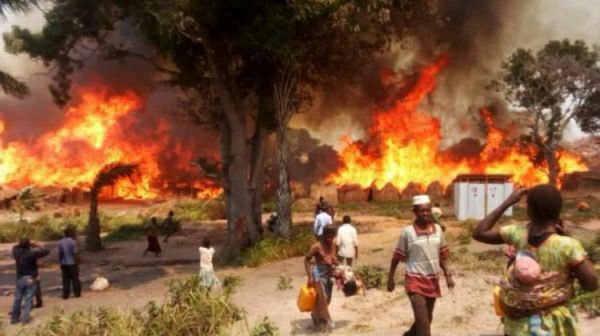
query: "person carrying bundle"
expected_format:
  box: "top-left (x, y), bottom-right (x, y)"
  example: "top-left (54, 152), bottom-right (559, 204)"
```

top-left (472, 184), bottom-right (598, 336)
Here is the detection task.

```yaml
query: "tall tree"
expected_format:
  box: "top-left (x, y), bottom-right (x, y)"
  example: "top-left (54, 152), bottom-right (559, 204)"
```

top-left (0, 0), bottom-right (33, 98)
top-left (496, 40), bottom-right (600, 185)
top-left (86, 162), bottom-right (138, 251)
top-left (4, 0), bottom-right (439, 250)
top-left (273, 67), bottom-right (297, 238)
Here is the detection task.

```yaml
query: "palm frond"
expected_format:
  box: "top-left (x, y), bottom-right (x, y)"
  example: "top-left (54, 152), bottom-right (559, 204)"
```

top-left (0, 0), bottom-right (32, 19)
top-left (0, 70), bottom-right (30, 98)
top-left (92, 162), bottom-right (139, 192)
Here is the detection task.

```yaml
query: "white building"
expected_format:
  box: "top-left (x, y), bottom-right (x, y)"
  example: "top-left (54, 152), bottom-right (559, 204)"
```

top-left (453, 174), bottom-right (513, 221)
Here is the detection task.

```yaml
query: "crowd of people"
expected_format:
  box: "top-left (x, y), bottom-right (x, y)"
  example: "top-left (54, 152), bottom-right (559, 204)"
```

top-left (10, 210), bottom-right (181, 325)
top-left (304, 184), bottom-right (598, 336)
top-left (10, 184), bottom-right (599, 335)
top-left (10, 227), bottom-right (81, 325)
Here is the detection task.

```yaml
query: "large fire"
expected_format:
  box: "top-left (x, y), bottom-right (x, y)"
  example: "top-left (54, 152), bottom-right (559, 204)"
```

top-left (330, 56), bottom-right (587, 191)
top-left (0, 87), bottom-right (221, 199)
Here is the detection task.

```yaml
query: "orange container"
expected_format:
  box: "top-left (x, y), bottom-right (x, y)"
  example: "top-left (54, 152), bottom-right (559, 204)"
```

top-left (493, 286), bottom-right (505, 317)
top-left (297, 284), bottom-right (317, 312)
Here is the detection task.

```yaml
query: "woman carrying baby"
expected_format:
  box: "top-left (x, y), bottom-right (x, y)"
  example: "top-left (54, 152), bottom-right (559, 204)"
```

top-left (473, 184), bottom-right (597, 335)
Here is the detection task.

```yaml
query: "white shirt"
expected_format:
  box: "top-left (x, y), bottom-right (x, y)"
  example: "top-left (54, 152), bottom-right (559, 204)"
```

top-left (199, 246), bottom-right (215, 270)
top-left (336, 223), bottom-right (359, 258)
top-left (313, 212), bottom-right (333, 236)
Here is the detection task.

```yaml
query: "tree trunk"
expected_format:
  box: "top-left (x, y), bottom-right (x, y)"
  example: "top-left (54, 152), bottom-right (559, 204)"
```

top-left (275, 126), bottom-right (292, 238)
top-left (85, 191), bottom-right (102, 251)
top-left (544, 145), bottom-right (560, 186)
top-left (226, 126), bottom-right (261, 249)
top-left (249, 122), bottom-right (268, 237)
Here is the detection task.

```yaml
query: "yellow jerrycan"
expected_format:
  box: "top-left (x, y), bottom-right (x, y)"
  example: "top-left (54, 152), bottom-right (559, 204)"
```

top-left (493, 285), bottom-right (505, 317)
top-left (297, 284), bottom-right (317, 312)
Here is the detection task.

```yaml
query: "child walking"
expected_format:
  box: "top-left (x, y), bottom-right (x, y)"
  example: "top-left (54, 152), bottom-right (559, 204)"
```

top-left (198, 237), bottom-right (220, 289)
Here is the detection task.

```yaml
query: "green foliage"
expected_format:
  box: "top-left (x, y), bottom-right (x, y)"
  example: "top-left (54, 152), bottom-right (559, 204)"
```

top-left (0, 69), bottom-right (29, 98)
top-left (249, 316), bottom-right (279, 336)
top-left (495, 39), bottom-right (600, 183)
top-left (27, 276), bottom-right (244, 336)
top-left (0, 212), bottom-right (153, 243)
top-left (227, 229), bottom-right (314, 267)
top-left (0, 214), bottom-right (86, 243)
top-left (276, 275), bottom-right (293, 291)
top-left (354, 265), bottom-right (387, 290)
top-left (581, 233), bottom-right (600, 263)
top-left (336, 200), bottom-right (413, 219)
top-left (172, 198), bottom-right (225, 222)
top-left (573, 266), bottom-right (600, 317)
top-left (221, 275), bottom-right (243, 295)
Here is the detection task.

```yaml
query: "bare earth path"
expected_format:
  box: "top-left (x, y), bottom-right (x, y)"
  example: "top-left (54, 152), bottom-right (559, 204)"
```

top-left (1, 214), bottom-right (599, 335)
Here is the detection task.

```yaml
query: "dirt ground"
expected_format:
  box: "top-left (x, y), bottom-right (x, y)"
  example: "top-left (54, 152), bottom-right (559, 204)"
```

top-left (1, 208), bottom-right (600, 335)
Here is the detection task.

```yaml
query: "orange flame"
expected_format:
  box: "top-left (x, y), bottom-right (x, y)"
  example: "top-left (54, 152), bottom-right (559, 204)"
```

top-left (0, 87), bottom-right (220, 199)
top-left (330, 57), bottom-right (587, 191)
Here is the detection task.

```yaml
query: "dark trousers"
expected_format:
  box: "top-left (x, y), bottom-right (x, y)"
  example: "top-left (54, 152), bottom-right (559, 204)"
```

top-left (404, 293), bottom-right (436, 336)
top-left (61, 265), bottom-right (81, 299)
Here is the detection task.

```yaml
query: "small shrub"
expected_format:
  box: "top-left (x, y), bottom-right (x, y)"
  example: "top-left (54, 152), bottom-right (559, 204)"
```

top-left (277, 276), bottom-right (293, 291)
top-left (573, 266), bottom-right (600, 318)
top-left (355, 265), bottom-right (387, 290)
top-left (173, 197), bottom-right (225, 222)
top-left (227, 229), bottom-right (314, 267)
top-left (222, 275), bottom-right (244, 295)
top-left (581, 234), bottom-right (600, 263)
top-left (250, 316), bottom-right (279, 336)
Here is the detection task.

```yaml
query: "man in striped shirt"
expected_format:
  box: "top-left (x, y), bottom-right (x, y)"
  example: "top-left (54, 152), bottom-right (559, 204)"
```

top-left (387, 195), bottom-right (454, 336)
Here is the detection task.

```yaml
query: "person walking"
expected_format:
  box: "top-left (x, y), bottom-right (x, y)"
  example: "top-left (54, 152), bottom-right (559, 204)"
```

top-left (336, 215), bottom-right (359, 266)
top-left (387, 195), bottom-right (454, 336)
top-left (472, 184), bottom-right (598, 335)
top-left (11, 238), bottom-right (49, 324)
top-left (59, 227), bottom-right (82, 299)
top-left (305, 226), bottom-right (338, 332)
top-left (313, 205), bottom-right (333, 238)
top-left (162, 210), bottom-right (177, 243)
top-left (198, 237), bottom-right (220, 289)
top-left (144, 217), bottom-right (162, 257)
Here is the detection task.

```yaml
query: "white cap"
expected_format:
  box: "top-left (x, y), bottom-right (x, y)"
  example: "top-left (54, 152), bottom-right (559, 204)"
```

top-left (413, 195), bottom-right (431, 205)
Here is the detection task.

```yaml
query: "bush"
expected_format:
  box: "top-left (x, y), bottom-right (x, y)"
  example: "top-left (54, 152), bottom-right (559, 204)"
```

top-left (573, 266), bottom-right (600, 317)
top-left (0, 215), bottom-right (86, 243)
top-left (249, 317), bottom-right (279, 336)
top-left (227, 229), bottom-right (314, 267)
top-left (222, 275), bottom-right (244, 295)
top-left (27, 276), bottom-right (244, 336)
top-left (354, 265), bottom-right (387, 290)
top-left (173, 198), bottom-right (225, 222)
top-left (581, 233), bottom-right (600, 263)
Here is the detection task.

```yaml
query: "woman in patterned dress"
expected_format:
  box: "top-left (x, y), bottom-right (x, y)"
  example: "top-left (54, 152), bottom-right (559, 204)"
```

top-left (473, 184), bottom-right (598, 335)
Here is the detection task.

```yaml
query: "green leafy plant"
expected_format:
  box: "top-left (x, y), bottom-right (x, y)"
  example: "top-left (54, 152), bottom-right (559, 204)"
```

top-left (222, 275), bottom-right (244, 295)
top-left (227, 229), bottom-right (314, 267)
top-left (355, 265), bottom-right (387, 290)
top-left (250, 316), bottom-right (279, 336)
